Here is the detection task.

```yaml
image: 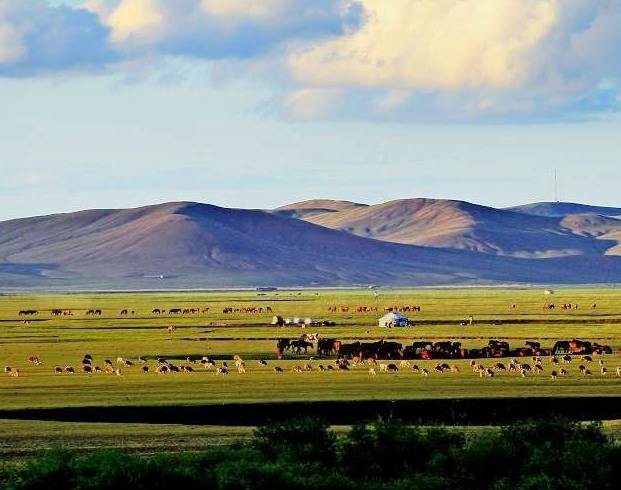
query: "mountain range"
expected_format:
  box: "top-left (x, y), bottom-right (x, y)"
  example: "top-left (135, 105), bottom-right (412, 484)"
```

top-left (3, 199), bottom-right (621, 290)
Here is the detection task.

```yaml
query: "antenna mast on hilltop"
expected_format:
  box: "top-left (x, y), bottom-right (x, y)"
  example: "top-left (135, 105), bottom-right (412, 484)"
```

top-left (554, 168), bottom-right (559, 202)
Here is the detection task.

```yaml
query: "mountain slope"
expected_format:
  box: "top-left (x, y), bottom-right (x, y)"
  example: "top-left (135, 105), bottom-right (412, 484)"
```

top-left (3, 201), bottom-right (621, 289)
top-left (272, 199), bottom-right (367, 219)
top-left (301, 198), bottom-right (621, 258)
top-left (509, 202), bottom-right (621, 218)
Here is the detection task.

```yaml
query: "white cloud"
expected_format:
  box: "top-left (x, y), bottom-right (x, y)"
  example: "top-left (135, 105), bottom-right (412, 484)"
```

top-left (285, 0), bottom-right (621, 119)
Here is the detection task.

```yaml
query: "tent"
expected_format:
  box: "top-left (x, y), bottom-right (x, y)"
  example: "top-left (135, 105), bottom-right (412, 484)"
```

top-left (378, 312), bottom-right (409, 328)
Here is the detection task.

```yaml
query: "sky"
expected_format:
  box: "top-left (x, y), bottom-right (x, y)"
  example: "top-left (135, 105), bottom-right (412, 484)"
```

top-left (0, 0), bottom-right (620, 221)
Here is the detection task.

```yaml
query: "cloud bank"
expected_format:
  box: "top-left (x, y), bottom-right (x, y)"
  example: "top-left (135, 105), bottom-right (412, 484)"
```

top-left (0, 0), bottom-right (620, 121)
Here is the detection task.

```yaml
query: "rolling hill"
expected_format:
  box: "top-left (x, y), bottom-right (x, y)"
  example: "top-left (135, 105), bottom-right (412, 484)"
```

top-left (509, 202), bottom-right (621, 218)
top-left (295, 198), bottom-right (621, 258)
top-left (3, 200), bottom-right (621, 289)
top-left (272, 199), bottom-right (367, 219)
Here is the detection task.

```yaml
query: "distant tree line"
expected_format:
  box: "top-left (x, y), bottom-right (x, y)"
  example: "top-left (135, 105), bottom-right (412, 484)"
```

top-left (1, 417), bottom-right (619, 489)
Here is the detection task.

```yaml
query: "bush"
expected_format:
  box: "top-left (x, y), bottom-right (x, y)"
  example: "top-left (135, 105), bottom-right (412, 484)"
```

top-left (0, 417), bottom-right (616, 490)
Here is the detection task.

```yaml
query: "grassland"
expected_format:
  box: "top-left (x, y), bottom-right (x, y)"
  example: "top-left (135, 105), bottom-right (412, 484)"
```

top-left (0, 288), bottom-right (620, 454)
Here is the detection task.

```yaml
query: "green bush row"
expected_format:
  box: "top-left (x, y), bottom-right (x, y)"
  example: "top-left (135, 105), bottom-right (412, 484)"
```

top-left (1, 417), bottom-right (619, 490)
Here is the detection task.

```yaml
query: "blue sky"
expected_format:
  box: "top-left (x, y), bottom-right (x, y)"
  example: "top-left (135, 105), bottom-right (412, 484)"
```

top-left (0, 0), bottom-right (620, 220)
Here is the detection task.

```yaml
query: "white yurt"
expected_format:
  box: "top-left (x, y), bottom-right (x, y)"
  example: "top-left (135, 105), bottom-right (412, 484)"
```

top-left (378, 312), bottom-right (409, 328)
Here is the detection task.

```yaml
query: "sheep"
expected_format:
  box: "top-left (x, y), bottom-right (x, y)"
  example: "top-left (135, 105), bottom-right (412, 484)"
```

top-left (379, 363), bottom-right (388, 372)
top-left (559, 368), bottom-right (568, 376)
top-left (338, 363), bottom-right (350, 371)
top-left (139, 356), bottom-right (147, 363)
top-left (368, 367), bottom-right (377, 376)
top-left (216, 367), bottom-right (228, 375)
top-left (562, 355), bottom-right (572, 363)
top-left (549, 356), bottom-right (559, 365)
top-left (581, 355), bottom-right (593, 363)
top-left (94, 366), bottom-right (102, 373)
top-left (3, 366), bottom-right (11, 373)
top-left (551, 370), bottom-right (557, 380)
top-left (82, 365), bottom-right (93, 374)
top-left (399, 360), bottom-right (411, 369)
top-left (54, 366), bottom-right (63, 374)
top-left (124, 360), bottom-right (134, 367)
top-left (273, 366), bottom-right (283, 373)
top-left (259, 359), bottom-right (268, 366)
top-left (142, 366), bottom-right (149, 373)
top-left (237, 363), bottom-right (246, 374)
top-left (65, 366), bottom-right (75, 374)
top-left (10, 368), bottom-right (19, 377)
top-left (115, 368), bottom-right (122, 376)
top-left (601, 367), bottom-right (607, 376)
top-left (386, 363), bottom-right (398, 373)
top-left (116, 357), bottom-right (124, 364)
top-left (411, 365), bottom-right (420, 373)
top-left (421, 368), bottom-right (429, 377)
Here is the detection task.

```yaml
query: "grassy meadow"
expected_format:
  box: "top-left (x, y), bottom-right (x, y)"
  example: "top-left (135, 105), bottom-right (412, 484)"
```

top-left (0, 288), bottom-right (620, 455)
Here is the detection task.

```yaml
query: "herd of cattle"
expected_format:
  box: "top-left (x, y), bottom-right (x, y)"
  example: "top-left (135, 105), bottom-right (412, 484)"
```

top-left (327, 305), bottom-right (422, 313)
top-left (16, 301), bottom-right (602, 318)
top-left (5, 344), bottom-right (621, 380)
top-left (275, 336), bottom-right (616, 361)
top-left (17, 306), bottom-right (275, 317)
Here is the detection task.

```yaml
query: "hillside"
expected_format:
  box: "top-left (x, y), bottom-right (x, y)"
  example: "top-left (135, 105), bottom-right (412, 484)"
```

top-left (272, 199), bottom-right (367, 219)
top-left (300, 198), bottom-right (621, 258)
top-left (509, 202), bottom-right (621, 218)
top-left (3, 201), bottom-right (621, 289)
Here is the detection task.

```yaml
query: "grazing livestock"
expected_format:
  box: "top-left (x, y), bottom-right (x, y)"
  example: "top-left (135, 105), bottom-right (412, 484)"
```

top-left (601, 367), bottom-right (607, 376)
top-left (582, 355), bottom-right (593, 363)
top-left (65, 366), bottom-right (75, 374)
top-left (10, 368), bottom-right (19, 377)
top-left (386, 363), bottom-right (398, 372)
top-left (273, 366), bottom-right (283, 373)
top-left (421, 368), bottom-right (429, 377)
top-left (94, 366), bottom-right (102, 373)
top-left (155, 365), bottom-right (169, 374)
top-left (142, 366), bottom-right (149, 373)
top-left (216, 367), bottom-right (228, 375)
top-left (259, 359), bottom-right (268, 366)
top-left (551, 370), bottom-right (557, 379)
top-left (27, 355), bottom-right (42, 365)
top-left (82, 365), bottom-right (93, 374)
top-left (369, 368), bottom-right (377, 375)
top-left (54, 367), bottom-right (63, 375)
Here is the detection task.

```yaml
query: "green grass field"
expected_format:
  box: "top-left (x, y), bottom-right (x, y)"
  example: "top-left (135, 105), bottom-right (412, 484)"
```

top-left (0, 288), bottom-right (620, 454)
